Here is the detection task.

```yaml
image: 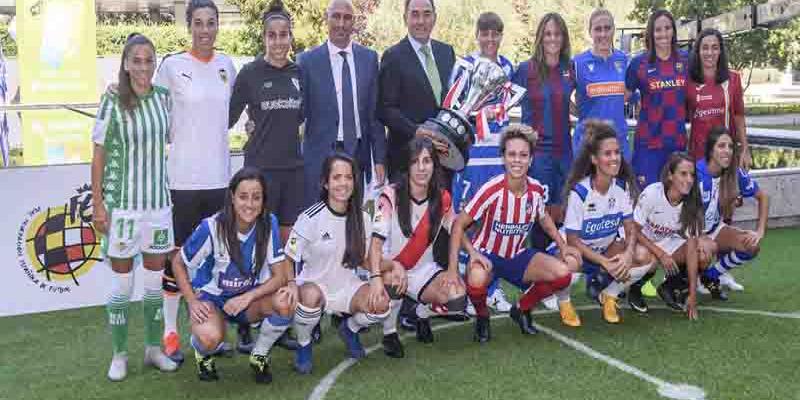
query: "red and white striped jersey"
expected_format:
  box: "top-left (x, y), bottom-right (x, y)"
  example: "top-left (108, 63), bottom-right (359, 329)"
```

top-left (463, 174), bottom-right (546, 258)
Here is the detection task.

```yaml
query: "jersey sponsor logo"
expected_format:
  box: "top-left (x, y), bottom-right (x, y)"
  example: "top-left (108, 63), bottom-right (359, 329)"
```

top-left (586, 82), bottom-right (625, 98)
top-left (648, 78), bottom-right (686, 91)
top-left (582, 215), bottom-right (622, 239)
top-left (218, 269), bottom-right (254, 295)
top-left (694, 107), bottom-right (724, 119)
top-left (491, 220), bottom-right (532, 236)
top-left (647, 220), bottom-right (679, 238)
top-left (261, 98), bottom-right (302, 111)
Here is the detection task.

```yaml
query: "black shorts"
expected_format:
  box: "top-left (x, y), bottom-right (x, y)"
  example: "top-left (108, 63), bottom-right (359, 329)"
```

top-left (170, 188), bottom-right (226, 246)
top-left (261, 167), bottom-right (305, 227)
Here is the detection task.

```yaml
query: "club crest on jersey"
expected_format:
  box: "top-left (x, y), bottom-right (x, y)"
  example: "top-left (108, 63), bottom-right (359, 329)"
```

top-left (263, 81), bottom-right (273, 89)
top-left (219, 69), bottom-right (228, 84)
top-left (588, 63), bottom-right (595, 73)
top-left (615, 60), bottom-right (624, 73)
top-left (608, 197), bottom-right (616, 209)
top-left (676, 62), bottom-right (684, 72)
top-left (288, 236), bottom-right (298, 253)
top-left (291, 78), bottom-right (300, 91)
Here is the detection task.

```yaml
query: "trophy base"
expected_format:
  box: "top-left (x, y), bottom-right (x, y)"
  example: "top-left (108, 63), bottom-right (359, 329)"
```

top-left (423, 109), bottom-right (475, 172)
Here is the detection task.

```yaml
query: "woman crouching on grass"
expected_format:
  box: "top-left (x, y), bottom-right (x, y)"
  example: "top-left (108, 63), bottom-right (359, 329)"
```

top-left (171, 167), bottom-right (297, 383)
top-left (552, 120), bottom-right (655, 325)
top-left (633, 153), bottom-right (709, 320)
top-left (696, 127), bottom-right (768, 300)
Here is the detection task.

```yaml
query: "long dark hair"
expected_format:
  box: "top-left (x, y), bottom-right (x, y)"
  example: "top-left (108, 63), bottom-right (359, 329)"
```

top-left (216, 167), bottom-right (272, 278)
top-left (689, 28), bottom-right (729, 84)
top-left (118, 33), bottom-right (155, 112)
top-left (320, 153), bottom-right (365, 269)
top-left (532, 12), bottom-right (571, 80)
top-left (645, 9), bottom-right (678, 63)
top-left (660, 153), bottom-right (704, 237)
top-left (396, 137), bottom-right (443, 239)
top-left (563, 120), bottom-right (638, 203)
top-left (705, 126), bottom-right (740, 219)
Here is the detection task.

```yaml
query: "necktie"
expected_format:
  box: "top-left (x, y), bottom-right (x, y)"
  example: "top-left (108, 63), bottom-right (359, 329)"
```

top-left (339, 50), bottom-right (357, 153)
top-left (420, 45), bottom-right (442, 106)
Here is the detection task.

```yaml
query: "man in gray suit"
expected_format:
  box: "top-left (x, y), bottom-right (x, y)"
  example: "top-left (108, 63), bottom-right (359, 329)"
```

top-left (298, 0), bottom-right (386, 207)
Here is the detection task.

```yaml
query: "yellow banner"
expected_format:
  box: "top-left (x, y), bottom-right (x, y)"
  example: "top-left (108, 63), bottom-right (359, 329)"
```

top-left (16, 0), bottom-right (98, 166)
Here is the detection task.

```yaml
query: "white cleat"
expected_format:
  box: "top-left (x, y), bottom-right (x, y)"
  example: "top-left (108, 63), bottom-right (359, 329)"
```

top-left (542, 295), bottom-right (559, 311)
top-left (488, 287), bottom-right (512, 313)
top-left (720, 273), bottom-right (744, 291)
top-left (107, 353), bottom-right (128, 382)
top-left (697, 278), bottom-right (711, 295)
top-left (465, 300), bottom-right (477, 317)
top-left (144, 346), bottom-right (178, 372)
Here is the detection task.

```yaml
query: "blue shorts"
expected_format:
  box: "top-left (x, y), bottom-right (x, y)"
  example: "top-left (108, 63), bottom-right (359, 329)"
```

top-left (197, 291), bottom-right (251, 325)
top-left (632, 146), bottom-right (673, 189)
top-left (483, 248), bottom-right (541, 291)
top-left (530, 152), bottom-right (572, 205)
top-left (452, 163), bottom-right (505, 212)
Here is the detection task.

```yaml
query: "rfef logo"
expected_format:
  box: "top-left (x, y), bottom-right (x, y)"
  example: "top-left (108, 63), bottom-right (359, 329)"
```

top-left (16, 185), bottom-right (101, 293)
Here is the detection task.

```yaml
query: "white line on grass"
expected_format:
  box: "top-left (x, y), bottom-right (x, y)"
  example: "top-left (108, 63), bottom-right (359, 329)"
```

top-left (308, 305), bottom-right (798, 400)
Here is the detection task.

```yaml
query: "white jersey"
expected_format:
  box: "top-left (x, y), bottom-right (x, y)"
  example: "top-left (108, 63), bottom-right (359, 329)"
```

top-left (155, 51), bottom-right (237, 190)
top-left (564, 177), bottom-right (633, 253)
top-left (285, 201), bottom-right (372, 285)
top-left (634, 182), bottom-right (684, 244)
top-left (372, 185), bottom-right (455, 269)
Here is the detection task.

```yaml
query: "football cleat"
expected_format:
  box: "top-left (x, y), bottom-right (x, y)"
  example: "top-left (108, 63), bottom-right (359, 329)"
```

top-left (542, 295), bottom-right (559, 311)
top-left (249, 353), bottom-right (273, 384)
top-left (163, 331), bottom-right (184, 364)
top-left (337, 320), bottom-right (366, 359)
top-left (599, 292), bottom-right (621, 324)
top-left (558, 300), bottom-right (582, 327)
top-left (509, 305), bottom-right (538, 335)
top-left (144, 346), bottom-right (178, 372)
top-left (700, 275), bottom-right (728, 301)
top-left (465, 300), bottom-right (477, 317)
top-left (720, 272), bottom-right (744, 291)
top-left (696, 277), bottom-right (711, 295)
top-left (473, 316), bottom-right (491, 343)
top-left (399, 315), bottom-right (417, 332)
top-left (415, 318), bottom-right (434, 343)
top-left (237, 324), bottom-right (254, 354)
top-left (382, 333), bottom-right (405, 358)
top-left (488, 287), bottom-right (512, 313)
top-left (107, 353), bottom-right (128, 382)
top-left (294, 343), bottom-right (313, 375)
top-left (195, 354), bottom-right (219, 381)
top-left (657, 282), bottom-right (684, 311)
top-left (627, 287), bottom-right (649, 313)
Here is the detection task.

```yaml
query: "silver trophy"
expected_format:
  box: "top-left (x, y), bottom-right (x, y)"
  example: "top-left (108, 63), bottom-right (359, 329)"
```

top-left (424, 57), bottom-right (525, 171)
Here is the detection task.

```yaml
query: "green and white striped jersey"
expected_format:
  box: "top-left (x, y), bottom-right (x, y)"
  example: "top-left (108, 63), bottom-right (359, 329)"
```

top-left (92, 85), bottom-right (172, 211)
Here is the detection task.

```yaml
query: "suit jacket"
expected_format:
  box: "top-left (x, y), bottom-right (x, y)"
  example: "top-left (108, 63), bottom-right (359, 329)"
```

top-left (378, 37), bottom-right (455, 179)
top-left (298, 41), bottom-right (386, 207)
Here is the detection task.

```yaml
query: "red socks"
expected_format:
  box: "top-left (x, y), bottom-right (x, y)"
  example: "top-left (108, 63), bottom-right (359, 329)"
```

top-left (518, 274), bottom-right (571, 312)
top-left (466, 284), bottom-right (489, 318)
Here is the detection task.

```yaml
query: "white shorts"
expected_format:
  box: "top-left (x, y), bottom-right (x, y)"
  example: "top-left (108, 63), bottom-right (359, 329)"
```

top-left (655, 236), bottom-right (687, 257)
top-left (405, 261), bottom-right (444, 302)
top-left (105, 207), bottom-right (174, 259)
top-left (298, 269), bottom-right (366, 314)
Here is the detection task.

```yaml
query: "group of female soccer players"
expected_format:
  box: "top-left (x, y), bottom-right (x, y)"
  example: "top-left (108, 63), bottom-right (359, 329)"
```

top-left (89, 0), bottom-right (770, 386)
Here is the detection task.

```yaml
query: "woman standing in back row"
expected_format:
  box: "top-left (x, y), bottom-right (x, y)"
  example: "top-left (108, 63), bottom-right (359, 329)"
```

top-left (625, 9), bottom-right (689, 188)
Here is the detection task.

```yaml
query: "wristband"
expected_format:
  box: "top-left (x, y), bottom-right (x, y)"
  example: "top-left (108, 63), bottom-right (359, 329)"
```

top-left (369, 274), bottom-right (381, 280)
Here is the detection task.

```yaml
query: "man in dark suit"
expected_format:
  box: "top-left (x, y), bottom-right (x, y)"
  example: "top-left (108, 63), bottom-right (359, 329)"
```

top-left (378, 0), bottom-right (455, 181)
top-left (378, 0), bottom-right (461, 337)
top-left (298, 0), bottom-right (386, 207)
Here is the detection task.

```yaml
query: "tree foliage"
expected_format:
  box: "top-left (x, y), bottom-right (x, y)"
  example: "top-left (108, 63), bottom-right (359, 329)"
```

top-left (629, 0), bottom-right (800, 71)
top-left (225, 0), bottom-right (329, 55)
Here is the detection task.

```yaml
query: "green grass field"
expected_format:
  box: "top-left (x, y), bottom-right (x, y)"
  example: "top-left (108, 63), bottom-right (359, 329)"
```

top-left (1, 228), bottom-right (798, 400)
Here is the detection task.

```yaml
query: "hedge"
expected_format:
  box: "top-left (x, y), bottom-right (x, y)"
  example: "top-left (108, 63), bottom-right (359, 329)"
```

top-left (0, 23), bottom-right (252, 57)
